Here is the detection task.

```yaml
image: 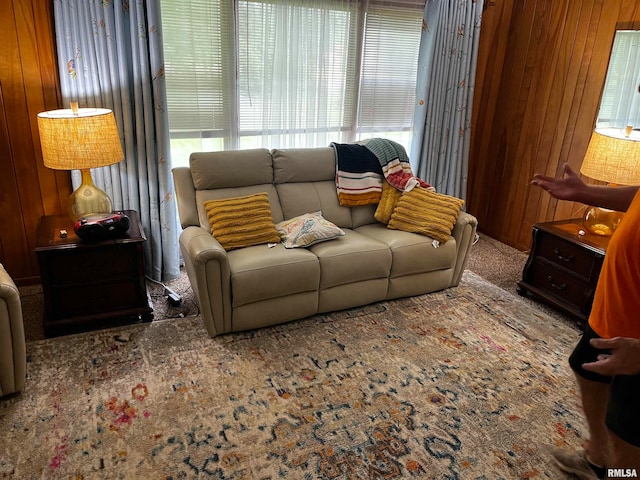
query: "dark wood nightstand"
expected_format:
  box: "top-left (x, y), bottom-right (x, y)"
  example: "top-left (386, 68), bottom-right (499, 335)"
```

top-left (35, 210), bottom-right (153, 337)
top-left (517, 218), bottom-right (611, 324)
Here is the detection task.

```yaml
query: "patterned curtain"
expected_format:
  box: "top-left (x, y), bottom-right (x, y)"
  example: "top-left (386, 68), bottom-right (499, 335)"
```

top-left (52, 0), bottom-right (180, 281)
top-left (410, 0), bottom-right (484, 200)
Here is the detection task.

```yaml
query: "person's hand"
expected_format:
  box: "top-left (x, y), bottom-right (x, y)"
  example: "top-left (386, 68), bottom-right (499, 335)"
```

top-left (582, 337), bottom-right (640, 376)
top-left (531, 163), bottom-right (586, 202)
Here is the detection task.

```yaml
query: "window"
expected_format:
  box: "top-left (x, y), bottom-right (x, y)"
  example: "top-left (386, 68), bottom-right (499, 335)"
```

top-left (597, 30), bottom-right (640, 129)
top-left (161, 0), bottom-right (425, 166)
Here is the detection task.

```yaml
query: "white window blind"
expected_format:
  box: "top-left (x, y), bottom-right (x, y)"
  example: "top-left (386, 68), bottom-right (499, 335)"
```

top-left (161, 0), bottom-right (235, 138)
top-left (161, 0), bottom-right (425, 165)
top-left (357, 3), bottom-right (424, 133)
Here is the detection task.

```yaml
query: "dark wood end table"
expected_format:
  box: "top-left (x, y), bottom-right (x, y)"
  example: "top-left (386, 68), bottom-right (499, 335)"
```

top-left (517, 218), bottom-right (611, 324)
top-left (35, 209), bottom-right (153, 337)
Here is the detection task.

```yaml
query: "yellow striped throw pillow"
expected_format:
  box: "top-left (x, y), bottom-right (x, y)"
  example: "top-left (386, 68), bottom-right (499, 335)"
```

top-left (204, 192), bottom-right (281, 251)
top-left (387, 187), bottom-right (464, 244)
top-left (374, 180), bottom-right (402, 224)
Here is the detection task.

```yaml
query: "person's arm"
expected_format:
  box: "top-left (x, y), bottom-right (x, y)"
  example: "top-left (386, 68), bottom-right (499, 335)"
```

top-left (532, 163), bottom-right (639, 212)
top-left (582, 337), bottom-right (640, 376)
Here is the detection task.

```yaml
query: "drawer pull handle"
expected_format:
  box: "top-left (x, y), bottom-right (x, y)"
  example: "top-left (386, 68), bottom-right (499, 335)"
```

top-left (554, 249), bottom-right (574, 262)
top-left (547, 276), bottom-right (567, 290)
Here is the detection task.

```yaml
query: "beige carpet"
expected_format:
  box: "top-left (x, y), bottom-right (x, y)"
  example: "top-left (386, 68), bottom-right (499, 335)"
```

top-left (466, 234), bottom-right (577, 328)
top-left (1, 270), bottom-right (585, 479)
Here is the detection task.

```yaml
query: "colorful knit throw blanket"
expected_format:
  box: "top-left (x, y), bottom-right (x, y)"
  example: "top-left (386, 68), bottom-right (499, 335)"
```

top-left (332, 138), bottom-right (432, 206)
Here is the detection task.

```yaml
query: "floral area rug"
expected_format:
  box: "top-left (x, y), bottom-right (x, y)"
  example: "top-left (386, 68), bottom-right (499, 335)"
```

top-left (0, 271), bottom-right (586, 479)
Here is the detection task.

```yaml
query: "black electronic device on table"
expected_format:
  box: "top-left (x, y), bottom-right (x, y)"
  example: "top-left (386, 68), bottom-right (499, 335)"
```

top-left (74, 212), bottom-right (130, 241)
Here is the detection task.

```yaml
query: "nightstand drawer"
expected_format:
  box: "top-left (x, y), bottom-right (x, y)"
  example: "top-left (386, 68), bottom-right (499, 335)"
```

top-left (49, 281), bottom-right (143, 319)
top-left (44, 247), bottom-right (137, 285)
top-left (529, 261), bottom-right (592, 312)
top-left (535, 234), bottom-right (598, 279)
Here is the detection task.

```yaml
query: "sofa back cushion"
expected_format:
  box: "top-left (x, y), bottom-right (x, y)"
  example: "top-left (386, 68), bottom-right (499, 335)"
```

top-left (350, 204), bottom-right (379, 228)
top-left (272, 147), bottom-right (335, 183)
top-left (272, 147), bottom-right (352, 228)
top-left (189, 149), bottom-right (284, 229)
top-left (272, 147), bottom-right (377, 229)
top-left (190, 149), bottom-right (273, 189)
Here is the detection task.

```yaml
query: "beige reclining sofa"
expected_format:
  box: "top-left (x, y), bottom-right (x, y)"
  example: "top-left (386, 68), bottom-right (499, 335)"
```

top-left (173, 147), bottom-right (478, 338)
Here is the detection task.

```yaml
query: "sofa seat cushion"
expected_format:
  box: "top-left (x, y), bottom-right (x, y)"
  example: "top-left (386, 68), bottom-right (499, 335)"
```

top-left (309, 229), bottom-right (392, 289)
top-left (355, 223), bottom-right (457, 277)
top-left (228, 244), bottom-right (320, 307)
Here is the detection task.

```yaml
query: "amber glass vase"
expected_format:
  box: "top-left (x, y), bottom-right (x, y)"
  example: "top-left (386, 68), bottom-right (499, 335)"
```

top-left (583, 206), bottom-right (623, 236)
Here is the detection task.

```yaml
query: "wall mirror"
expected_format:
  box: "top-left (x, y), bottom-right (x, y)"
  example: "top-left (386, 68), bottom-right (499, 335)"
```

top-left (597, 30), bottom-right (640, 129)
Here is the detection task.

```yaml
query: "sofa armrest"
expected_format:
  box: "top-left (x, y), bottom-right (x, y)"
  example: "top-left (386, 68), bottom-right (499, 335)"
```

top-left (450, 211), bottom-right (478, 287)
top-left (179, 226), bottom-right (232, 337)
top-left (0, 264), bottom-right (26, 396)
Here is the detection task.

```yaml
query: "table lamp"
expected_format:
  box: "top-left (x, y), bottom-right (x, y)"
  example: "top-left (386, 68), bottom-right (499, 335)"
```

top-left (37, 103), bottom-right (124, 221)
top-left (580, 126), bottom-right (640, 236)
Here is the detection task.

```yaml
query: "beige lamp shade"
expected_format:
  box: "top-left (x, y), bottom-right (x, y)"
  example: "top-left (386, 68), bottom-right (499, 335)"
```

top-left (579, 127), bottom-right (640, 236)
top-left (37, 108), bottom-right (124, 170)
top-left (37, 107), bottom-right (124, 220)
top-left (580, 127), bottom-right (640, 185)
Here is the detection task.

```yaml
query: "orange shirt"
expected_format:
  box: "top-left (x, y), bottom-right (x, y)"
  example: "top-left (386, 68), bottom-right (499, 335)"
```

top-left (589, 189), bottom-right (640, 339)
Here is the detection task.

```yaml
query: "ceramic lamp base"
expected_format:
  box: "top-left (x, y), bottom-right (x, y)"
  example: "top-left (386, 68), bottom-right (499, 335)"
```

top-left (583, 206), bottom-right (623, 236)
top-left (68, 169), bottom-right (112, 221)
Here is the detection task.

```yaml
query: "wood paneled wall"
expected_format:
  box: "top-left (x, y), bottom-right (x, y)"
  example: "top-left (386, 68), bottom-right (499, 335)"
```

top-left (0, 0), bottom-right (70, 284)
top-left (3, 0), bottom-right (640, 282)
top-left (468, 0), bottom-right (640, 251)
